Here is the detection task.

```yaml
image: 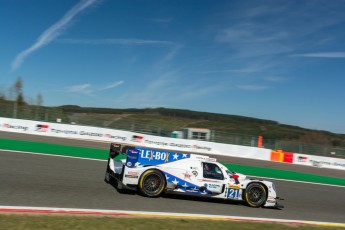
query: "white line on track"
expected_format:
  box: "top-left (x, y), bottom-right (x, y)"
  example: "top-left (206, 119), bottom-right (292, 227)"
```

top-left (245, 175), bottom-right (345, 188)
top-left (0, 148), bottom-right (106, 162)
top-left (1, 148), bottom-right (344, 188)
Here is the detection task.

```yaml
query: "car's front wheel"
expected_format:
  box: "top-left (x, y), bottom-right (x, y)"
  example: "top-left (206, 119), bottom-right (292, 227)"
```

top-left (244, 183), bottom-right (267, 208)
top-left (138, 169), bottom-right (166, 197)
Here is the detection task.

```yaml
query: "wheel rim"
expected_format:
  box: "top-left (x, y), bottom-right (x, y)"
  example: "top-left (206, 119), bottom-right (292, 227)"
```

top-left (247, 186), bottom-right (265, 205)
top-left (143, 173), bottom-right (162, 195)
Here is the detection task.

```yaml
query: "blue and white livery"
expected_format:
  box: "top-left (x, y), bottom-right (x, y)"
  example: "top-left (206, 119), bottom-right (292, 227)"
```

top-left (104, 143), bottom-right (284, 209)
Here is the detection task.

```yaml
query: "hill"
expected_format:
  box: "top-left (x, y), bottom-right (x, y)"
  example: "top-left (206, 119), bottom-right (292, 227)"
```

top-left (57, 105), bottom-right (345, 147)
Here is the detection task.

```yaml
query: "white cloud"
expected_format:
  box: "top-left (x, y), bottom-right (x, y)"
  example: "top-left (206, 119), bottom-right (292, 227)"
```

top-left (215, 23), bottom-right (289, 44)
top-left (263, 76), bottom-right (287, 82)
top-left (146, 72), bottom-right (176, 91)
top-left (292, 52), bottom-right (345, 58)
top-left (11, 0), bottom-right (100, 71)
top-left (99, 81), bottom-right (124, 90)
top-left (214, 1), bottom-right (345, 61)
top-left (215, 23), bottom-right (292, 59)
top-left (237, 84), bottom-right (270, 91)
top-left (67, 84), bottom-right (92, 93)
top-left (154, 44), bottom-right (183, 68)
top-left (66, 80), bottom-right (124, 94)
top-left (58, 38), bottom-right (175, 45)
top-left (110, 71), bottom-right (181, 107)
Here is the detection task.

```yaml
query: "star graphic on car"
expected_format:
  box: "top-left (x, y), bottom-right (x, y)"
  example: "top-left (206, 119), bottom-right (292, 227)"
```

top-left (172, 178), bottom-right (179, 185)
top-left (173, 153), bottom-right (179, 160)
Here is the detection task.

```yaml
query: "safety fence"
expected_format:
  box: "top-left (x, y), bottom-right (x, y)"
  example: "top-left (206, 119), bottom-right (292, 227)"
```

top-left (0, 103), bottom-right (344, 158)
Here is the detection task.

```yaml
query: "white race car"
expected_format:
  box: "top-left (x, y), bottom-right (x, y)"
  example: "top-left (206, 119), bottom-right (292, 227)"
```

top-left (105, 143), bottom-right (284, 209)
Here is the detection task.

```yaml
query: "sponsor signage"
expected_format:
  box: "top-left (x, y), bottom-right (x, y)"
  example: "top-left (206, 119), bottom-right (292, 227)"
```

top-left (1, 118), bottom-right (271, 162)
top-left (131, 135), bottom-right (143, 142)
top-left (2, 123), bottom-right (28, 131)
top-left (298, 156), bottom-right (308, 162)
top-left (143, 139), bottom-right (212, 152)
top-left (293, 153), bottom-right (345, 170)
top-left (124, 170), bottom-right (138, 178)
top-left (134, 147), bottom-right (191, 166)
top-left (126, 149), bottom-right (139, 168)
top-left (35, 124), bottom-right (49, 132)
top-left (50, 128), bottom-right (78, 135)
top-left (40, 126), bottom-right (127, 141)
top-left (104, 134), bottom-right (127, 141)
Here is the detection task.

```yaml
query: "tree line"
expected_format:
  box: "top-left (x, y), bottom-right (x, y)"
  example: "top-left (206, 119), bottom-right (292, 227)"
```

top-left (0, 76), bottom-right (43, 107)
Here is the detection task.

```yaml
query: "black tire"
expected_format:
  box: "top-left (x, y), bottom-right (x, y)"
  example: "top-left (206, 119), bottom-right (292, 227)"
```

top-left (104, 164), bottom-right (112, 183)
top-left (104, 156), bottom-right (114, 184)
top-left (244, 183), bottom-right (267, 208)
top-left (138, 169), bottom-right (166, 197)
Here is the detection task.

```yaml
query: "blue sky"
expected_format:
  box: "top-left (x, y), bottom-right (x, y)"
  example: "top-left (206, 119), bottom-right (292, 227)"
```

top-left (1, 0), bottom-right (345, 134)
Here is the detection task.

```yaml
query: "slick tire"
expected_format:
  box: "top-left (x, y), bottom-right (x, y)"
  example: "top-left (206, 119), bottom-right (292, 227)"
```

top-left (104, 166), bottom-right (112, 184)
top-left (138, 169), bottom-right (166, 197)
top-left (244, 183), bottom-right (267, 208)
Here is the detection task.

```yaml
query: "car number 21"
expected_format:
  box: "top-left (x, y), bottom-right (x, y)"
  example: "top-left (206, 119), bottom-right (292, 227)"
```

top-left (227, 188), bottom-right (239, 199)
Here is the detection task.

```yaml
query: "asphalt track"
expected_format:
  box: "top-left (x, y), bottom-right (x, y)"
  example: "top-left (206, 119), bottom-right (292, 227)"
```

top-left (1, 131), bottom-right (344, 178)
top-left (0, 132), bottom-right (345, 223)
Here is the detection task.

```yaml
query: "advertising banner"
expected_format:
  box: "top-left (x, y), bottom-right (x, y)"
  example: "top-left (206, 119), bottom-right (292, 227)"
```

top-left (293, 153), bottom-right (345, 170)
top-left (1, 117), bottom-right (344, 170)
top-left (0, 117), bottom-right (131, 143)
top-left (0, 117), bottom-right (33, 134)
top-left (126, 132), bottom-right (271, 161)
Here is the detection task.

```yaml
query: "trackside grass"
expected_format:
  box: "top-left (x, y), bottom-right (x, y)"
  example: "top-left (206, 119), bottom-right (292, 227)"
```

top-left (0, 215), bottom-right (343, 230)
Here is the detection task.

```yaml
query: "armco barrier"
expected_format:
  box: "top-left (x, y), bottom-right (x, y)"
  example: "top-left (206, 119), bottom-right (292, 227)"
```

top-left (0, 117), bottom-right (344, 170)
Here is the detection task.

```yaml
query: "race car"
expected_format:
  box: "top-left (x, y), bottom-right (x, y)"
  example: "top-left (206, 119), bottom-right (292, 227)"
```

top-left (104, 143), bottom-right (284, 209)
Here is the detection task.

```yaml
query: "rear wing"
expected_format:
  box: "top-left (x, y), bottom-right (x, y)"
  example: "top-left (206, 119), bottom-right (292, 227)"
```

top-left (109, 142), bottom-right (216, 168)
top-left (109, 143), bottom-right (135, 158)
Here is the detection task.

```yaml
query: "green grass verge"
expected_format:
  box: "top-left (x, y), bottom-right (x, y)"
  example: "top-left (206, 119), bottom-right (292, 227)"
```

top-left (1, 138), bottom-right (344, 186)
top-left (0, 138), bottom-right (108, 160)
top-left (225, 164), bottom-right (345, 186)
top-left (0, 215), bottom-right (343, 230)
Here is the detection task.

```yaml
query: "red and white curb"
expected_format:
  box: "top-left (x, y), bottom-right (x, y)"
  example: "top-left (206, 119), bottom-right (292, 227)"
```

top-left (0, 206), bottom-right (344, 228)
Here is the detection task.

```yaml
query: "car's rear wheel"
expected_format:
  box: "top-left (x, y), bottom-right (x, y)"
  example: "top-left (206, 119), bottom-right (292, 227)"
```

top-left (138, 169), bottom-right (165, 197)
top-left (244, 183), bottom-right (267, 208)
